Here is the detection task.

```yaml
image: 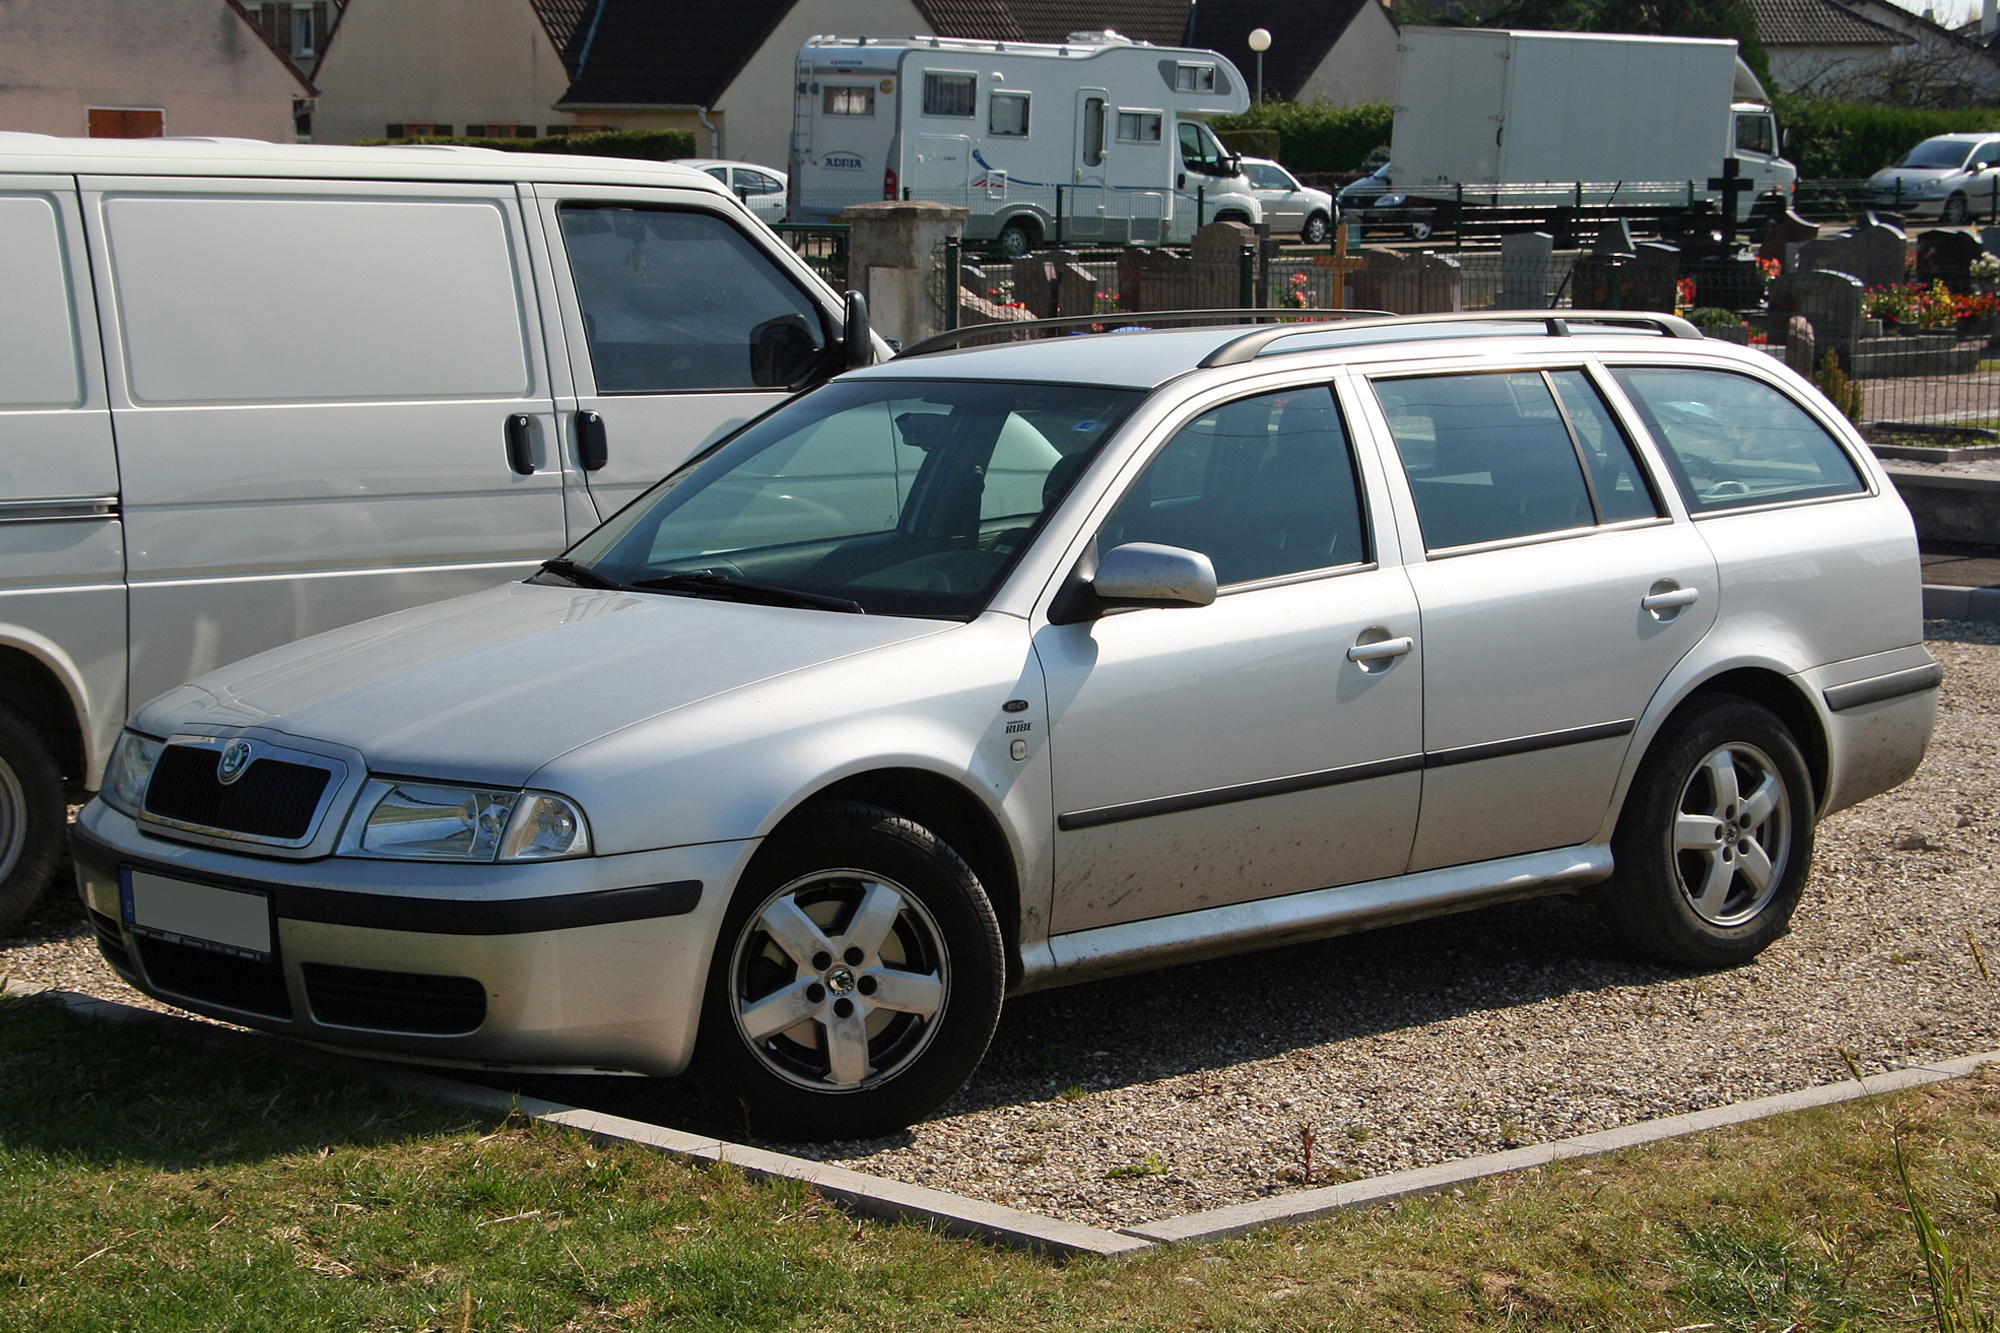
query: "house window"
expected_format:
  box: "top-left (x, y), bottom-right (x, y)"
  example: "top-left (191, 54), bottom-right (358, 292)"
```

top-left (824, 86), bottom-right (875, 115)
top-left (989, 92), bottom-right (1029, 137)
top-left (387, 123), bottom-right (453, 138)
top-left (88, 109), bottom-right (164, 138)
top-left (1116, 111), bottom-right (1162, 143)
top-left (1174, 64), bottom-right (1217, 92)
top-left (922, 73), bottom-right (977, 118)
top-left (467, 124), bottom-right (537, 139)
top-left (289, 3), bottom-right (326, 58)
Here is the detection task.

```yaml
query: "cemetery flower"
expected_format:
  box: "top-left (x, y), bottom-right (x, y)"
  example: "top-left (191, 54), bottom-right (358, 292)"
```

top-left (1971, 251), bottom-right (2000, 282)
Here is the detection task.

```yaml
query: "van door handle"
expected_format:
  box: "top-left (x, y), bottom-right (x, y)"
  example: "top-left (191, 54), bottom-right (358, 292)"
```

top-left (577, 411), bottom-right (608, 471)
top-left (1641, 587), bottom-right (1700, 611)
top-left (1347, 636), bottom-right (1414, 663)
top-left (505, 414), bottom-right (535, 475)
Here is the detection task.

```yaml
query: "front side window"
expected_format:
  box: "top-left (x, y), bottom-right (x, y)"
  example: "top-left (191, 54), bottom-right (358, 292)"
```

top-left (565, 379), bottom-right (1144, 618)
top-left (1097, 386), bottom-right (1367, 586)
top-left (558, 206), bottom-right (831, 393)
top-left (737, 169), bottom-right (784, 196)
top-left (989, 92), bottom-right (1029, 137)
top-left (1177, 120), bottom-right (1231, 174)
top-left (1117, 111), bottom-right (1162, 143)
top-left (1375, 370), bottom-right (1660, 551)
top-left (824, 85), bottom-right (875, 115)
top-left (922, 73), bottom-right (976, 118)
top-left (1734, 114), bottom-right (1774, 156)
top-left (1609, 367), bottom-right (1865, 513)
top-left (1245, 162), bottom-right (1293, 191)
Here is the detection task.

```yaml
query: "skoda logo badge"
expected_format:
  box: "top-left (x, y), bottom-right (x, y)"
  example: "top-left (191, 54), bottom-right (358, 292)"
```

top-left (216, 739), bottom-right (254, 784)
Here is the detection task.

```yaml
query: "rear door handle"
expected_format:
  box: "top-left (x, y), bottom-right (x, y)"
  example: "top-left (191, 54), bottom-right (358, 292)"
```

top-left (577, 411), bottom-right (608, 471)
top-left (505, 414), bottom-right (535, 475)
top-left (1347, 636), bottom-right (1414, 663)
top-left (1641, 587), bottom-right (1699, 611)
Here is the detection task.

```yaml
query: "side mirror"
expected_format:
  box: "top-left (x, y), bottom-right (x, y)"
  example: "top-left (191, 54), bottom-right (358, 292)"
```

top-left (1092, 542), bottom-right (1216, 608)
top-left (842, 290), bottom-right (873, 370)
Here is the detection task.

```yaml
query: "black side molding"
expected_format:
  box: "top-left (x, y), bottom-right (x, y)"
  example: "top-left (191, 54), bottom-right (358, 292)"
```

top-left (1422, 718), bottom-right (1635, 769)
top-left (1059, 754), bottom-right (1425, 831)
top-left (1823, 661), bottom-right (1943, 713)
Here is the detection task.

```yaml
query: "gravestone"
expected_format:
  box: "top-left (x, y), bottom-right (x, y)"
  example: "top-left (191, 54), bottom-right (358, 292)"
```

top-left (1797, 216), bottom-right (1906, 290)
top-left (1757, 211), bottom-right (1818, 266)
top-left (1623, 241), bottom-right (1680, 312)
top-left (1688, 252), bottom-right (1760, 311)
top-left (1116, 248), bottom-right (1152, 311)
top-left (1055, 262), bottom-right (1098, 317)
top-left (1191, 220), bottom-right (1256, 307)
top-left (1495, 231), bottom-right (1554, 310)
top-left (1354, 249), bottom-right (1462, 314)
top-left (959, 260), bottom-right (989, 295)
top-left (1917, 229), bottom-right (1983, 292)
top-left (1982, 225), bottom-right (2000, 257)
top-left (1784, 315), bottom-right (1816, 376)
top-left (1591, 219), bottom-right (1637, 257)
top-left (1790, 268), bottom-right (1865, 368)
top-left (1010, 255), bottom-right (1058, 317)
top-left (1121, 248), bottom-right (1195, 311)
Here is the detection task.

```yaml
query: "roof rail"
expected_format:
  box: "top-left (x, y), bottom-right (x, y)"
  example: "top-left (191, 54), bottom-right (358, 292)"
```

top-left (894, 309), bottom-right (1392, 360)
top-left (1198, 310), bottom-right (1704, 368)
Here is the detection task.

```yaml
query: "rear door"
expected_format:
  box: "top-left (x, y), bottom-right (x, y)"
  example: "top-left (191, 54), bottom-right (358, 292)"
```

top-left (529, 184), bottom-right (839, 522)
top-left (83, 176), bottom-right (566, 708)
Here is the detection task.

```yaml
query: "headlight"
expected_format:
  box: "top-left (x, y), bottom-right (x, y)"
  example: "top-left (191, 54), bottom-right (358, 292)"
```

top-left (101, 732), bottom-right (163, 818)
top-left (341, 781), bottom-right (591, 862)
top-left (1374, 193), bottom-right (1406, 208)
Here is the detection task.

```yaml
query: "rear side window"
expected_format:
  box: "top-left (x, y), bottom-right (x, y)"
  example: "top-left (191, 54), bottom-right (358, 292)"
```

top-left (0, 194), bottom-right (81, 408)
top-left (1098, 386), bottom-right (1368, 586)
top-left (1374, 370), bottom-right (1662, 552)
top-left (558, 206), bottom-right (829, 393)
top-left (923, 73), bottom-right (977, 118)
top-left (1609, 367), bottom-right (1865, 513)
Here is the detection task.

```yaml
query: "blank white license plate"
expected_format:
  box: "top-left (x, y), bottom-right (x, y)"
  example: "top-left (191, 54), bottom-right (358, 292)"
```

top-left (121, 870), bottom-right (272, 959)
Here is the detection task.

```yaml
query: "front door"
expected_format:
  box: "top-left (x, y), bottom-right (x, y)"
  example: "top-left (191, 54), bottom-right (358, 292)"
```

top-left (530, 185), bottom-right (838, 523)
top-left (1039, 384), bottom-right (1423, 934)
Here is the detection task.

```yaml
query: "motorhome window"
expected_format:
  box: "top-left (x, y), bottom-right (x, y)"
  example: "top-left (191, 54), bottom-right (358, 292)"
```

top-left (1174, 64), bottom-right (1216, 92)
top-left (990, 92), bottom-right (1029, 137)
top-left (1083, 97), bottom-right (1106, 165)
top-left (1117, 111), bottom-right (1162, 142)
top-left (923, 73), bottom-right (977, 118)
top-left (1733, 114), bottom-right (1774, 156)
top-left (558, 206), bottom-right (831, 394)
top-left (824, 85), bottom-right (875, 115)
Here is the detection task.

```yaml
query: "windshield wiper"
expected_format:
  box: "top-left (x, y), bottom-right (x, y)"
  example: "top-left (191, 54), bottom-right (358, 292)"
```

top-left (629, 570), bottom-right (865, 614)
top-left (534, 557), bottom-right (626, 591)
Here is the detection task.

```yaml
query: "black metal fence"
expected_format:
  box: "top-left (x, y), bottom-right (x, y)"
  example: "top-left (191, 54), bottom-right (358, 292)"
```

top-left (772, 223), bottom-right (848, 288)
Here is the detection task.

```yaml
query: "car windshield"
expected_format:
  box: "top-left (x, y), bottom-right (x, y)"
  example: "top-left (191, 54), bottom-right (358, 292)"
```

top-left (559, 379), bottom-right (1145, 618)
top-left (1898, 140), bottom-right (1974, 169)
top-left (1246, 162), bottom-right (1293, 190)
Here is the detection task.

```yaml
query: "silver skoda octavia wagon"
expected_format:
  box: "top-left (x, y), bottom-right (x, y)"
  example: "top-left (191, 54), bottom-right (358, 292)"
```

top-left (72, 310), bottom-right (1940, 1139)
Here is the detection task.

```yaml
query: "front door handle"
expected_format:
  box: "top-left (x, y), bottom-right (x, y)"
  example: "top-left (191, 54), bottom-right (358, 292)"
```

top-left (1642, 586), bottom-right (1700, 612)
top-left (577, 411), bottom-right (608, 471)
top-left (1347, 635), bottom-right (1414, 663)
top-left (505, 414), bottom-right (535, 475)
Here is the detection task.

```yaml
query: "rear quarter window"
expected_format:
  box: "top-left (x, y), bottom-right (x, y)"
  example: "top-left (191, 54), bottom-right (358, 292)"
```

top-left (1609, 367), bottom-right (1865, 514)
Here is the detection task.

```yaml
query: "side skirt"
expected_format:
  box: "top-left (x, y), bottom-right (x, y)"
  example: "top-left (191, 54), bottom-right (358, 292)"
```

top-left (1013, 844), bottom-right (1613, 993)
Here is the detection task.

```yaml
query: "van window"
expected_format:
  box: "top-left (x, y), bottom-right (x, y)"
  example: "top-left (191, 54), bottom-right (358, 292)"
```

top-left (923, 73), bottom-right (977, 118)
top-left (104, 194), bottom-right (530, 404)
top-left (558, 206), bottom-right (830, 393)
top-left (1098, 386), bottom-right (1368, 585)
top-left (1117, 111), bottom-right (1162, 143)
top-left (0, 195), bottom-right (81, 408)
top-left (990, 92), bottom-right (1029, 138)
top-left (1609, 367), bottom-right (1865, 513)
top-left (824, 85), bottom-right (875, 116)
top-left (1733, 113), bottom-right (1775, 156)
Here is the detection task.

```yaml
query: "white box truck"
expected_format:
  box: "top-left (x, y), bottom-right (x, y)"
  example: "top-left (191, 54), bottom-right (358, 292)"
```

top-left (1388, 27), bottom-right (1795, 220)
top-left (791, 32), bottom-right (1262, 254)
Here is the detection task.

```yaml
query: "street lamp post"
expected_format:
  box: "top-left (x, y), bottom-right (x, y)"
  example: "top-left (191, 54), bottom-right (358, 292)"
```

top-left (1248, 28), bottom-right (1271, 105)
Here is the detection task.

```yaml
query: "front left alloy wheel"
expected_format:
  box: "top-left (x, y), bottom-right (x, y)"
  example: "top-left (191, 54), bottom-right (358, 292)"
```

top-left (693, 802), bottom-right (1004, 1140)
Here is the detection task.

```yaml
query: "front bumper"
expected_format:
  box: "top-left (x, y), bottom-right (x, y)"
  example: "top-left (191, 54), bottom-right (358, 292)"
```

top-left (70, 803), bottom-right (755, 1077)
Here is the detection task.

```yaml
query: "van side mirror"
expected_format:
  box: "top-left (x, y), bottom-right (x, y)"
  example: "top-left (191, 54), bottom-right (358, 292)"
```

top-left (1092, 543), bottom-right (1216, 608)
top-left (842, 290), bottom-right (873, 370)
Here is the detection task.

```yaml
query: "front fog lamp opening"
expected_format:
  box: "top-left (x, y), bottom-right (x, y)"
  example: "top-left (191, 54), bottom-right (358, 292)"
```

top-left (498, 793), bottom-right (591, 861)
top-left (103, 733), bottom-right (164, 818)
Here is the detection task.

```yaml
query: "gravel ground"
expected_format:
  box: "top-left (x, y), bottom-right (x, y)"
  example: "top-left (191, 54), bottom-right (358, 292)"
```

top-left (7, 623), bottom-right (1998, 1232)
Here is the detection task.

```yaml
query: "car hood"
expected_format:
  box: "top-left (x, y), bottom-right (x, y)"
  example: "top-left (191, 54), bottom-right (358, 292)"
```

top-left (132, 582), bottom-right (954, 787)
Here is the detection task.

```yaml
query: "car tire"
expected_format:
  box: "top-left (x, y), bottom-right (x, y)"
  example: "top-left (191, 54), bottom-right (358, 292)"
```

top-left (1301, 211), bottom-right (1331, 245)
top-left (0, 705), bottom-right (66, 935)
top-left (692, 801), bottom-right (1005, 1141)
top-left (995, 219), bottom-right (1036, 259)
top-left (1944, 193), bottom-right (1970, 225)
top-left (1599, 697), bottom-right (1815, 969)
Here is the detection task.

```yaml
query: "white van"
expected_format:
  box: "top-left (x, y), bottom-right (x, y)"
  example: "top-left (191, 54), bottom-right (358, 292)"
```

top-left (791, 32), bottom-right (1263, 254)
top-left (0, 134), bottom-right (871, 929)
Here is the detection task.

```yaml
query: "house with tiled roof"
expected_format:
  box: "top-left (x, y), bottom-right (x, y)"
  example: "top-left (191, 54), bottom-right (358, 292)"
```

top-left (1187, 0), bottom-right (1397, 107)
top-left (1751, 0), bottom-right (2000, 100)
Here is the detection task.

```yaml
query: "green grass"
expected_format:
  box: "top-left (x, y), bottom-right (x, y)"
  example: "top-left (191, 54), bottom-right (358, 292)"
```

top-left (2, 989), bottom-right (1997, 1331)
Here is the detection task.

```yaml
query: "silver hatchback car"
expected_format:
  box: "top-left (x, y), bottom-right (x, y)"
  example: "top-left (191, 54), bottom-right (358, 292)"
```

top-left (73, 310), bottom-right (1939, 1139)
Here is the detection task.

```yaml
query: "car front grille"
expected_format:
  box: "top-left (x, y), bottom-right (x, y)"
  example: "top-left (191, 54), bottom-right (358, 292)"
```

top-left (144, 744), bottom-right (333, 842)
top-left (135, 936), bottom-right (292, 1019)
top-left (302, 963), bottom-right (487, 1034)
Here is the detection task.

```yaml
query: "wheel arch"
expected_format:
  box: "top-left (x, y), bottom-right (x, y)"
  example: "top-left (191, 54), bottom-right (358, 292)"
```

top-left (0, 632), bottom-right (97, 792)
top-left (1646, 666), bottom-right (1830, 812)
top-left (771, 767), bottom-right (1025, 988)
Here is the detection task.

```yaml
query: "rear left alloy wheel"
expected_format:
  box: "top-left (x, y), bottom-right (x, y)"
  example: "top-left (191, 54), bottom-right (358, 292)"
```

top-left (692, 802), bottom-right (1004, 1141)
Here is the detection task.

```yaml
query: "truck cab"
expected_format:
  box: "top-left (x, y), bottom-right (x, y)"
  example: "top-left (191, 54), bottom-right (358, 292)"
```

top-left (1731, 102), bottom-right (1796, 218)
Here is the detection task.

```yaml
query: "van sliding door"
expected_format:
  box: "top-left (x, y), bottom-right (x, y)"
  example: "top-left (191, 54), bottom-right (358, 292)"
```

top-left (81, 177), bottom-right (566, 708)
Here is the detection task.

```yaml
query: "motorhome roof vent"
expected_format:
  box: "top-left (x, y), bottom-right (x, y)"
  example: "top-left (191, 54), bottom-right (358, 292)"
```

top-left (1068, 29), bottom-right (1132, 44)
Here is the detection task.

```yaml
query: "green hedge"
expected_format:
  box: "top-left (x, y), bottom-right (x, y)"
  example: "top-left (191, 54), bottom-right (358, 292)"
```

top-left (1774, 98), bottom-right (2000, 180)
top-left (354, 129), bottom-right (699, 161)
top-left (1208, 102), bottom-right (1394, 174)
top-left (1215, 128), bottom-right (1280, 160)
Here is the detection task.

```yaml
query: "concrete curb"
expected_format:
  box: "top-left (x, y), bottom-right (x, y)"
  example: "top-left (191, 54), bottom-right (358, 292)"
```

top-left (6, 978), bottom-right (1994, 1257)
top-left (1924, 584), bottom-right (2000, 622)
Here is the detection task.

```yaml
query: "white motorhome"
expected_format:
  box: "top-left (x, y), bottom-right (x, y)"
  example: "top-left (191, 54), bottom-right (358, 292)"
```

top-left (791, 32), bottom-right (1262, 254)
